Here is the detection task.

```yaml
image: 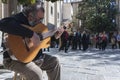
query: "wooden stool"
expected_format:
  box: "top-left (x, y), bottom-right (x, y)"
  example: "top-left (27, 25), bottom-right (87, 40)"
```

top-left (13, 72), bottom-right (26, 80)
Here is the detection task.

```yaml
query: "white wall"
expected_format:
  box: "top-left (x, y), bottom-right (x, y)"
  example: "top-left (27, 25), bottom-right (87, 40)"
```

top-left (62, 3), bottom-right (73, 21)
top-left (56, 1), bottom-right (63, 27)
top-left (48, 2), bottom-right (55, 25)
top-left (44, 1), bottom-right (63, 29)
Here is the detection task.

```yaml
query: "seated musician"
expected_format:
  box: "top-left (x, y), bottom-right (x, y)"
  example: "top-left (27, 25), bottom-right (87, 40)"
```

top-left (0, 1), bottom-right (60, 80)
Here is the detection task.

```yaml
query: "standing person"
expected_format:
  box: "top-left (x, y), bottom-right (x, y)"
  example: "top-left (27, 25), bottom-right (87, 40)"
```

top-left (71, 31), bottom-right (77, 50)
top-left (0, 2), bottom-right (60, 80)
top-left (81, 31), bottom-right (88, 51)
top-left (95, 33), bottom-right (99, 48)
top-left (98, 33), bottom-right (102, 50)
top-left (117, 31), bottom-right (120, 49)
top-left (75, 29), bottom-right (82, 50)
top-left (59, 26), bottom-right (69, 53)
top-left (101, 31), bottom-right (107, 50)
top-left (68, 33), bottom-right (73, 49)
top-left (111, 35), bottom-right (117, 49)
top-left (89, 34), bottom-right (95, 48)
top-left (86, 32), bottom-right (90, 50)
top-left (113, 32), bottom-right (117, 49)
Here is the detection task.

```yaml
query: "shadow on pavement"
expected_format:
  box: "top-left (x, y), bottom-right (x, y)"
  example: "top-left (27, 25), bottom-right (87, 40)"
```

top-left (5, 78), bottom-right (13, 80)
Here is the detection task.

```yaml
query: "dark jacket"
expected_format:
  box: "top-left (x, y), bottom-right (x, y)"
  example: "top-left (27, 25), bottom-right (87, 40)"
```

top-left (61, 31), bottom-right (69, 42)
top-left (0, 12), bottom-right (34, 58)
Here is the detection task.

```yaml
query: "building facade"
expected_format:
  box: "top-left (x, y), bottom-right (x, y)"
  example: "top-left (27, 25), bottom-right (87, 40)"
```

top-left (62, 3), bottom-right (73, 24)
top-left (0, 1), bottom-right (9, 18)
top-left (44, 1), bottom-right (63, 29)
top-left (64, 0), bottom-right (82, 31)
top-left (0, 0), bottom-right (18, 18)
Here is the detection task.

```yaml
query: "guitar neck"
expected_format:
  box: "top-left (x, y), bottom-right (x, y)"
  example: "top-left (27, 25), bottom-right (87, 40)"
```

top-left (40, 23), bottom-right (70, 40)
top-left (42, 29), bottom-right (57, 39)
top-left (42, 28), bottom-right (64, 39)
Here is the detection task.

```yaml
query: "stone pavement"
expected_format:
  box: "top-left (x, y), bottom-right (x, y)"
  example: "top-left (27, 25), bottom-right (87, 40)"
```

top-left (59, 49), bottom-right (120, 80)
top-left (0, 48), bottom-right (120, 80)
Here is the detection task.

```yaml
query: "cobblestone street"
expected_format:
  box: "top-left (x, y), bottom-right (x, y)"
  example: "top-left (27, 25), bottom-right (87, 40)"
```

top-left (0, 48), bottom-right (120, 80)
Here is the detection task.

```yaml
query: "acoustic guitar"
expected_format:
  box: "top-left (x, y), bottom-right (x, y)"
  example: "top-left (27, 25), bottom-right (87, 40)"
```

top-left (6, 23), bottom-right (63, 63)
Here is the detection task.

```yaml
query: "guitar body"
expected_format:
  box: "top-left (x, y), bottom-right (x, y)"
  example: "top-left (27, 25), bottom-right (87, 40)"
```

top-left (6, 23), bottom-right (50, 63)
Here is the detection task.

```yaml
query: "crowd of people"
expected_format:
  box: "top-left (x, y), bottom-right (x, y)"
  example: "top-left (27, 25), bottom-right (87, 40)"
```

top-left (51, 27), bottom-right (120, 53)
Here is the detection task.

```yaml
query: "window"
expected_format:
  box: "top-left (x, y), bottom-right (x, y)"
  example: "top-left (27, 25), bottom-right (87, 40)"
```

top-left (58, 13), bottom-right (59, 19)
top-left (51, 6), bottom-right (53, 15)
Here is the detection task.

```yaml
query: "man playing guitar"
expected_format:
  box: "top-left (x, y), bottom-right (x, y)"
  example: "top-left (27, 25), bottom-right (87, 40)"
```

top-left (0, 1), bottom-right (60, 80)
